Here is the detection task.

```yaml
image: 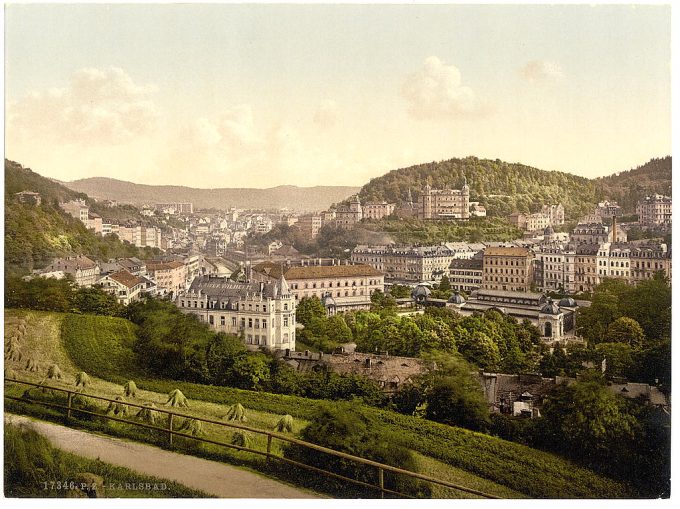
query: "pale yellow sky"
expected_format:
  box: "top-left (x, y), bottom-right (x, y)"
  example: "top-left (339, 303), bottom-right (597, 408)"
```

top-left (4, 4), bottom-right (671, 188)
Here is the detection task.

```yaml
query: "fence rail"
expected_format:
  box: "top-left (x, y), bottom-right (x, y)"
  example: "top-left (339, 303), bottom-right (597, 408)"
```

top-left (4, 377), bottom-right (499, 499)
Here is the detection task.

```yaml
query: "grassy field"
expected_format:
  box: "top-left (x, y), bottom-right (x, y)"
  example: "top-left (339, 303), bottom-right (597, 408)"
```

top-left (4, 422), bottom-right (210, 498)
top-left (4, 309), bottom-right (634, 498)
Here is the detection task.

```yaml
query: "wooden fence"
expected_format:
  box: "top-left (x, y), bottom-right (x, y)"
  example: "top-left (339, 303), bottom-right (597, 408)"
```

top-left (4, 377), bottom-right (499, 499)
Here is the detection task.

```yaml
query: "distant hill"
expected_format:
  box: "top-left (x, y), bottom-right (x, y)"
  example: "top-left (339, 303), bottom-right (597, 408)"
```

top-left (358, 155), bottom-right (671, 218)
top-left (594, 156), bottom-right (672, 212)
top-left (4, 160), bottom-right (160, 275)
top-left (359, 156), bottom-right (600, 219)
top-left (62, 178), bottom-right (361, 212)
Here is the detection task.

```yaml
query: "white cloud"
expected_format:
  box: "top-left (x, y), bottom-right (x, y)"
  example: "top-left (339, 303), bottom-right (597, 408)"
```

top-left (7, 66), bottom-right (158, 145)
top-left (402, 56), bottom-right (478, 120)
top-left (313, 100), bottom-right (339, 127)
top-left (519, 60), bottom-right (564, 83)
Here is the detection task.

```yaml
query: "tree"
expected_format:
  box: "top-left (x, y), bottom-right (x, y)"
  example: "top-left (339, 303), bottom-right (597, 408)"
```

top-left (296, 296), bottom-right (326, 326)
top-left (425, 374), bottom-right (490, 432)
top-left (604, 317), bottom-right (645, 347)
top-left (230, 353), bottom-right (271, 390)
top-left (206, 333), bottom-right (248, 385)
top-left (438, 275), bottom-right (451, 292)
top-left (595, 343), bottom-right (634, 379)
top-left (542, 378), bottom-right (638, 457)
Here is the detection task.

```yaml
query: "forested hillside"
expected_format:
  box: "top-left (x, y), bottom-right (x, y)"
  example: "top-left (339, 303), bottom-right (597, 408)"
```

top-left (4, 160), bottom-right (160, 275)
top-left (359, 156), bottom-right (601, 219)
top-left (594, 156), bottom-right (672, 212)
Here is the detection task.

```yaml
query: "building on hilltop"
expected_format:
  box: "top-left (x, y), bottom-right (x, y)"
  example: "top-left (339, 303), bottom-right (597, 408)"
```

top-left (177, 274), bottom-right (296, 351)
top-left (362, 201), bottom-right (396, 220)
top-left (418, 180), bottom-right (470, 220)
top-left (14, 191), bottom-right (41, 206)
top-left (335, 195), bottom-right (363, 229)
top-left (636, 194), bottom-right (671, 227)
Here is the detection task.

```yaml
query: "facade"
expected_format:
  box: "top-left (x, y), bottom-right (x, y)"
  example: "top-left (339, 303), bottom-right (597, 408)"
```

top-left (469, 202), bottom-right (487, 217)
top-left (146, 260), bottom-right (187, 295)
top-left (296, 214), bottom-right (323, 239)
top-left (629, 243), bottom-right (672, 284)
top-left (419, 182), bottom-right (470, 220)
top-left (60, 200), bottom-right (89, 223)
top-left (42, 255), bottom-right (101, 287)
top-left (481, 246), bottom-right (534, 292)
top-left (597, 243), bottom-right (631, 281)
top-left (637, 195), bottom-right (672, 227)
top-left (351, 244), bottom-right (456, 283)
top-left (571, 223), bottom-right (611, 244)
top-left (595, 201), bottom-right (622, 219)
top-left (574, 244), bottom-right (600, 293)
top-left (335, 196), bottom-right (363, 229)
top-left (98, 270), bottom-right (151, 305)
top-left (362, 202), bottom-right (396, 220)
top-left (251, 261), bottom-right (384, 313)
top-left (509, 212), bottom-right (552, 232)
top-left (448, 252), bottom-right (483, 293)
top-left (535, 243), bottom-right (577, 294)
top-left (15, 191), bottom-right (42, 205)
top-left (177, 275), bottom-right (296, 351)
top-left (117, 225), bottom-right (163, 249)
top-left (155, 202), bottom-right (194, 214)
top-left (541, 204), bottom-right (565, 225)
top-left (86, 212), bottom-right (103, 234)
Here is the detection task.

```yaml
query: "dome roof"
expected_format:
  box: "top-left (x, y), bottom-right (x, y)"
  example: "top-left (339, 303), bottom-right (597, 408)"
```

top-left (448, 292), bottom-right (465, 304)
top-left (412, 284), bottom-right (431, 302)
top-left (322, 293), bottom-right (336, 307)
top-left (558, 297), bottom-right (577, 308)
top-left (543, 226), bottom-right (555, 236)
top-left (540, 298), bottom-right (561, 315)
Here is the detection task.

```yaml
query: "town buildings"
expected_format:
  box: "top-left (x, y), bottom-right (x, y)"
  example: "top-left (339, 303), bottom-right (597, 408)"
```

top-left (251, 261), bottom-right (384, 314)
top-left (98, 269), bottom-right (154, 305)
top-left (362, 201), bottom-right (396, 220)
top-left (636, 194), bottom-right (672, 227)
top-left (351, 244), bottom-right (458, 283)
top-left (177, 274), bottom-right (296, 351)
top-left (595, 201), bottom-right (622, 219)
top-left (155, 202), bottom-right (194, 214)
top-left (295, 214), bottom-right (323, 239)
top-left (418, 182), bottom-right (470, 220)
top-left (335, 195), bottom-right (364, 229)
top-left (481, 246), bottom-right (534, 292)
top-left (39, 256), bottom-right (100, 287)
top-left (145, 260), bottom-right (187, 295)
top-left (448, 252), bottom-right (484, 293)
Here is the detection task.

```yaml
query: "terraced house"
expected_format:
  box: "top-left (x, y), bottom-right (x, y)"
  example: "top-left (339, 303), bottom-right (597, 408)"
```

top-left (177, 274), bottom-right (296, 351)
top-left (98, 269), bottom-right (155, 305)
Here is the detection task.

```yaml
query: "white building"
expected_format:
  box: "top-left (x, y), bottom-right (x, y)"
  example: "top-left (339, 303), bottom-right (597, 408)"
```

top-left (637, 195), bottom-right (671, 227)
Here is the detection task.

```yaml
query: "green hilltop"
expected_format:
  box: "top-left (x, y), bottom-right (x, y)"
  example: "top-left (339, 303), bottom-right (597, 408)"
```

top-left (4, 159), bottom-right (160, 275)
top-left (358, 155), bottom-right (671, 218)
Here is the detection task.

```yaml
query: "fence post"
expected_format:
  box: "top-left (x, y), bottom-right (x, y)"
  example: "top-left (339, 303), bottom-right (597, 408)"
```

top-left (67, 392), bottom-right (73, 419)
top-left (168, 413), bottom-right (174, 445)
top-left (266, 434), bottom-right (273, 464)
top-left (378, 467), bottom-right (384, 499)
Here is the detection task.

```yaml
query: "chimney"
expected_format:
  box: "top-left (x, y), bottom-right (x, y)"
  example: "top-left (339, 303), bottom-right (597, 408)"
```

top-left (612, 215), bottom-right (617, 243)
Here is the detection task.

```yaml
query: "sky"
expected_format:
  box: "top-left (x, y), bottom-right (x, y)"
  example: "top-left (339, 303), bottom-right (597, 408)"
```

top-left (3, 3), bottom-right (672, 188)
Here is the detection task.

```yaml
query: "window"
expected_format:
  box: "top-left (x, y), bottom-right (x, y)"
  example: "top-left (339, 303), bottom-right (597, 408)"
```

top-left (240, 318), bottom-right (245, 328)
top-left (248, 318), bottom-right (253, 328)
top-left (232, 317), bottom-right (237, 327)
top-left (209, 315), bottom-right (214, 325)
top-left (262, 319), bottom-right (267, 329)
top-left (255, 319), bottom-right (260, 329)
top-left (220, 316), bottom-right (225, 326)
top-left (284, 303), bottom-right (288, 311)
top-left (284, 317), bottom-right (289, 327)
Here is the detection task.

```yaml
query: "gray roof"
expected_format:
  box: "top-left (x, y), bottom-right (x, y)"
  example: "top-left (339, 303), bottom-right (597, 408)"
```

top-left (188, 275), bottom-right (281, 299)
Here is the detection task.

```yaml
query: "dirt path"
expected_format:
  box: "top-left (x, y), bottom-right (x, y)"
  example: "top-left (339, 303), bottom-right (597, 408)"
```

top-left (6, 414), bottom-right (319, 499)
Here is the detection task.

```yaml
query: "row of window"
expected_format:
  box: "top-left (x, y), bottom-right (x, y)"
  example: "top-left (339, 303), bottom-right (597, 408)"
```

top-left (485, 258), bottom-right (528, 266)
top-left (290, 279), bottom-right (380, 290)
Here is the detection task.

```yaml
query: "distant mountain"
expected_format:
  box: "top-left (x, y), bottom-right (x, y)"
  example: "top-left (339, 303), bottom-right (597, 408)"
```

top-left (594, 156), bottom-right (672, 212)
top-left (358, 155), bottom-right (672, 218)
top-left (62, 178), bottom-right (361, 212)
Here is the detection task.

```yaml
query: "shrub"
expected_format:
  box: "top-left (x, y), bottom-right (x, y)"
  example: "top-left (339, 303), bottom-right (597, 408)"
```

top-left (123, 380), bottom-right (138, 398)
top-left (230, 430), bottom-right (253, 448)
top-left (136, 403), bottom-right (160, 425)
top-left (224, 403), bottom-right (247, 422)
top-left (284, 402), bottom-right (428, 498)
top-left (165, 389), bottom-right (189, 408)
top-left (106, 396), bottom-right (129, 417)
top-left (75, 372), bottom-right (91, 388)
top-left (24, 357), bottom-right (39, 373)
top-left (46, 364), bottom-right (62, 380)
top-left (275, 415), bottom-right (294, 433)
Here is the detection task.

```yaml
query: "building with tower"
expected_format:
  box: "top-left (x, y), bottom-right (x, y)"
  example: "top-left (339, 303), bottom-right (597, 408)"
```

top-left (176, 274), bottom-right (296, 351)
top-left (418, 178), bottom-right (470, 220)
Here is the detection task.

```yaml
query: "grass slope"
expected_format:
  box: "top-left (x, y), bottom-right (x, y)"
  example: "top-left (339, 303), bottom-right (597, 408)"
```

top-left (4, 309), bottom-right (633, 498)
top-left (5, 422), bottom-right (210, 498)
